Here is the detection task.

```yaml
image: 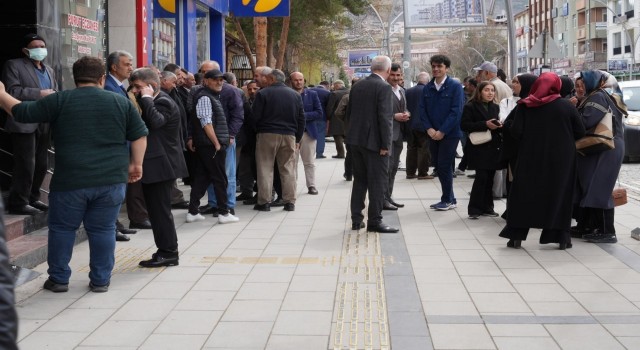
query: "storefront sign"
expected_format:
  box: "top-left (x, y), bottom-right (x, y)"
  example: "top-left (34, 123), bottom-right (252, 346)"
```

top-left (609, 59), bottom-right (629, 71)
top-left (136, 0), bottom-right (153, 66)
top-left (231, 0), bottom-right (290, 17)
top-left (404, 0), bottom-right (486, 28)
top-left (553, 58), bottom-right (572, 69)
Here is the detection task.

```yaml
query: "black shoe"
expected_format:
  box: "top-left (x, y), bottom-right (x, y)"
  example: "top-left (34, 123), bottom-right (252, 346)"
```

top-left (570, 226), bottom-right (589, 238)
top-left (344, 174), bottom-right (352, 181)
top-left (283, 203), bottom-right (295, 211)
top-left (139, 253), bottom-right (179, 268)
top-left (7, 204), bottom-right (42, 215)
top-left (506, 239), bottom-right (521, 248)
top-left (116, 231), bottom-right (130, 242)
top-left (43, 278), bottom-right (69, 293)
top-left (467, 174), bottom-right (476, 178)
top-left (587, 234), bottom-right (617, 243)
top-left (243, 197), bottom-right (257, 205)
top-left (271, 198), bottom-right (285, 207)
top-left (253, 203), bottom-right (271, 211)
top-left (308, 187), bottom-right (318, 195)
top-left (332, 155), bottom-right (345, 159)
top-left (383, 201), bottom-right (398, 211)
top-left (29, 201), bottom-right (49, 211)
top-left (89, 281), bottom-right (110, 293)
top-left (481, 211), bottom-right (499, 217)
top-left (129, 219), bottom-right (152, 229)
top-left (559, 242), bottom-right (573, 250)
top-left (118, 227), bottom-right (137, 235)
top-left (236, 192), bottom-right (253, 201)
top-left (469, 214), bottom-right (480, 220)
top-left (171, 201), bottom-right (190, 209)
top-left (351, 222), bottom-right (365, 230)
top-left (389, 199), bottom-right (404, 208)
top-left (199, 205), bottom-right (216, 215)
top-left (316, 155), bottom-right (326, 159)
top-left (367, 223), bottom-right (399, 233)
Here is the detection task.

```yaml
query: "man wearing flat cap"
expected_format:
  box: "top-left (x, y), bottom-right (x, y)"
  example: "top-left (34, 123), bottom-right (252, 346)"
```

top-left (1, 33), bottom-right (58, 215)
top-left (473, 61), bottom-right (512, 103)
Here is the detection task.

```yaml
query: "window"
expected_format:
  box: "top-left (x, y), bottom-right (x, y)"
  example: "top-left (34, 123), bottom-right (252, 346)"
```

top-left (196, 4), bottom-right (210, 68)
top-left (625, 0), bottom-right (635, 18)
top-left (573, 42), bottom-right (577, 56)
top-left (573, 14), bottom-right (577, 27)
top-left (613, 32), bottom-right (622, 55)
top-left (616, 0), bottom-right (623, 16)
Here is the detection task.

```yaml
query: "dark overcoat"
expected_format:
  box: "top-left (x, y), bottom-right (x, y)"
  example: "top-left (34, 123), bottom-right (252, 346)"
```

top-left (576, 90), bottom-right (625, 209)
top-left (507, 98), bottom-right (585, 229)
top-left (460, 101), bottom-right (503, 170)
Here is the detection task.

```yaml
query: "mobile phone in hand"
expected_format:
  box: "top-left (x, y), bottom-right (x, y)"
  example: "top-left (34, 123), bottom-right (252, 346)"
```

top-left (490, 119), bottom-right (501, 126)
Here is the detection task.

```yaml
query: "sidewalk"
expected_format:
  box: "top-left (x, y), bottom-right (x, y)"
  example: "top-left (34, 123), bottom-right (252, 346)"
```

top-left (14, 144), bottom-right (640, 350)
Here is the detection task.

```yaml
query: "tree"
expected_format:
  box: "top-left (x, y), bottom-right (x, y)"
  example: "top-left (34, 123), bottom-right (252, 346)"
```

top-left (229, 0), bottom-right (368, 73)
top-left (438, 28), bottom-right (508, 78)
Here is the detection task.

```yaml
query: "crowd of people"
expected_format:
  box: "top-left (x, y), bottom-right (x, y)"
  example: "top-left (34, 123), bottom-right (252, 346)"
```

top-left (0, 33), bottom-right (628, 312)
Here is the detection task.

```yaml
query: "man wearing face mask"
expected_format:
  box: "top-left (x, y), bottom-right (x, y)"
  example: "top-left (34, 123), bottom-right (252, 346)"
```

top-left (1, 33), bottom-right (58, 215)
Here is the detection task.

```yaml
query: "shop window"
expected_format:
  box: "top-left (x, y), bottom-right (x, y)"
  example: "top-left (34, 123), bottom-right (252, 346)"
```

top-left (196, 4), bottom-right (210, 69)
top-left (153, 18), bottom-right (176, 70)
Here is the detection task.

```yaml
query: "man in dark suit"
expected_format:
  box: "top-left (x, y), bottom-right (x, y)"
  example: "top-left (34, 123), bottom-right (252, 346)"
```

top-left (311, 81), bottom-right (330, 158)
top-left (405, 71), bottom-right (433, 180)
top-left (345, 56), bottom-right (398, 233)
top-left (1, 33), bottom-right (57, 215)
top-left (325, 80), bottom-right (349, 159)
top-left (385, 63), bottom-right (409, 210)
top-left (104, 50), bottom-right (149, 241)
top-left (129, 68), bottom-right (188, 267)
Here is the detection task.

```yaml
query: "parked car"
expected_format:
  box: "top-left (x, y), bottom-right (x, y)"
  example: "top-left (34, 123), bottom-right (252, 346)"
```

top-left (618, 81), bottom-right (640, 163)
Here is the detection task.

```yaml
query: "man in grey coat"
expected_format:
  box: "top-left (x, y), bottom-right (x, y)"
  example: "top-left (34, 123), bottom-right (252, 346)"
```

top-left (1, 33), bottom-right (57, 215)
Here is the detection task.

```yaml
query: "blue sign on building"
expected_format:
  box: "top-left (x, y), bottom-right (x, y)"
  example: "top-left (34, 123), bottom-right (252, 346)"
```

top-left (230, 0), bottom-right (290, 17)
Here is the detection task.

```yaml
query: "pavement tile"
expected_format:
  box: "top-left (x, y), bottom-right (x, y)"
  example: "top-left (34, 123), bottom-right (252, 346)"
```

top-left (204, 321), bottom-right (273, 348)
top-left (235, 282), bottom-right (289, 300)
top-left (154, 310), bottom-right (222, 334)
top-left (175, 290), bottom-right (235, 311)
top-left (513, 283), bottom-right (574, 302)
top-left (139, 334), bottom-right (208, 350)
top-left (493, 336), bottom-right (560, 350)
top-left (111, 298), bottom-right (178, 321)
top-left (429, 324), bottom-right (495, 350)
top-left (486, 324), bottom-right (550, 337)
top-left (134, 280), bottom-right (194, 299)
top-left (17, 319), bottom-right (46, 341)
top-left (470, 292), bottom-right (531, 314)
top-left (502, 269), bottom-right (557, 284)
top-left (545, 324), bottom-right (626, 350)
top-left (246, 266), bottom-right (296, 283)
top-left (18, 331), bottom-right (89, 350)
top-left (281, 291), bottom-right (335, 311)
top-left (461, 276), bottom-right (517, 293)
top-left (80, 320), bottom-right (159, 347)
top-left (572, 292), bottom-right (640, 313)
top-left (39, 307), bottom-right (115, 332)
top-left (221, 300), bottom-right (282, 322)
top-left (288, 275), bottom-right (337, 292)
top-left (265, 335), bottom-right (329, 350)
top-left (423, 301), bottom-right (480, 316)
top-left (527, 301), bottom-right (591, 316)
top-left (193, 274), bottom-right (246, 291)
top-left (271, 310), bottom-right (333, 336)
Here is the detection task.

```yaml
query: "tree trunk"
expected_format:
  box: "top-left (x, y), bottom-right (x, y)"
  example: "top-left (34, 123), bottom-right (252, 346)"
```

top-left (254, 17), bottom-right (268, 67)
top-left (275, 16), bottom-right (290, 71)
top-left (267, 18), bottom-right (276, 67)
top-left (233, 16), bottom-right (256, 73)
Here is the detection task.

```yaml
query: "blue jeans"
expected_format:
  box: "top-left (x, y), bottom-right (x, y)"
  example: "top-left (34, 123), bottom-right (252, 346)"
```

top-left (208, 142), bottom-right (236, 209)
top-left (431, 137), bottom-right (459, 204)
top-left (47, 183), bottom-right (126, 286)
top-left (315, 120), bottom-right (326, 156)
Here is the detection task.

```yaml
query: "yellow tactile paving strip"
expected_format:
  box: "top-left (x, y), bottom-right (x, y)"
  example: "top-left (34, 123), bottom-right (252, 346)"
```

top-left (332, 232), bottom-right (391, 350)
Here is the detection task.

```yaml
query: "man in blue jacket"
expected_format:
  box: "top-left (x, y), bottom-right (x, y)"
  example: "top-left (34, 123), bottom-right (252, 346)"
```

top-left (290, 72), bottom-right (323, 195)
top-left (419, 55), bottom-right (465, 211)
top-left (311, 81), bottom-right (330, 158)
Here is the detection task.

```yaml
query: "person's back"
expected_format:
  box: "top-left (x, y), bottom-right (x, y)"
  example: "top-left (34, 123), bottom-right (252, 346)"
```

top-left (253, 82), bottom-right (304, 136)
top-left (13, 86), bottom-right (142, 191)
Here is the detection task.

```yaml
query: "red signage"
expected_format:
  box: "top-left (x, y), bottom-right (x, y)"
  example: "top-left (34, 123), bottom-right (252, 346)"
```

top-left (136, 0), bottom-right (152, 67)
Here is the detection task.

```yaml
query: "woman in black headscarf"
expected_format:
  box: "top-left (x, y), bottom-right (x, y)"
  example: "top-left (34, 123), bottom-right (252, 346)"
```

top-left (499, 74), bottom-right (537, 209)
top-left (499, 73), bottom-right (585, 249)
top-left (573, 70), bottom-right (627, 244)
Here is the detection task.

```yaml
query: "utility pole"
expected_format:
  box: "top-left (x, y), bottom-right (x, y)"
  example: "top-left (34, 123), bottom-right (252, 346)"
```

top-left (505, 0), bottom-right (517, 78)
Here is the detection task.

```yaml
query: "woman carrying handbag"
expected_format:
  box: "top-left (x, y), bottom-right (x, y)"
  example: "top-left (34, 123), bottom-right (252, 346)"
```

top-left (461, 81), bottom-right (503, 220)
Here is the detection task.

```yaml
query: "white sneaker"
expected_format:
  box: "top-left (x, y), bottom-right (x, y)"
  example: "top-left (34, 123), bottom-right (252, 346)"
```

top-left (218, 213), bottom-right (240, 224)
top-left (186, 213), bottom-right (205, 223)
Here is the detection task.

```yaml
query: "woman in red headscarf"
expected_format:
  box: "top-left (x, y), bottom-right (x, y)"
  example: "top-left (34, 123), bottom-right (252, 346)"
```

top-left (498, 72), bottom-right (585, 249)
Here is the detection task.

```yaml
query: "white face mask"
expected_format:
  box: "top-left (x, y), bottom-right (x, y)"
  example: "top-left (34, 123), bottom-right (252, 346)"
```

top-left (27, 47), bottom-right (48, 61)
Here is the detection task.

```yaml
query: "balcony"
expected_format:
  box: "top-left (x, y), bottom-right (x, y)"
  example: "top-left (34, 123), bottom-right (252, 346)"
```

top-left (577, 26), bottom-right (587, 40)
top-left (576, 23), bottom-right (608, 40)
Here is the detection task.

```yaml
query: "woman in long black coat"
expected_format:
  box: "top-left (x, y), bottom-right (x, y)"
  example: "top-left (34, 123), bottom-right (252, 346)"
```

top-left (461, 81), bottom-right (503, 219)
top-left (498, 73), bottom-right (585, 249)
top-left (573, 70), bottom-right (627, 244)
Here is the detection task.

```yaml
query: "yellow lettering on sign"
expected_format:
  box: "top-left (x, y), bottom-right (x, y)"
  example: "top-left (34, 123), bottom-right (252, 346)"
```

top-left (243, 0), bottom-right (281, 13)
